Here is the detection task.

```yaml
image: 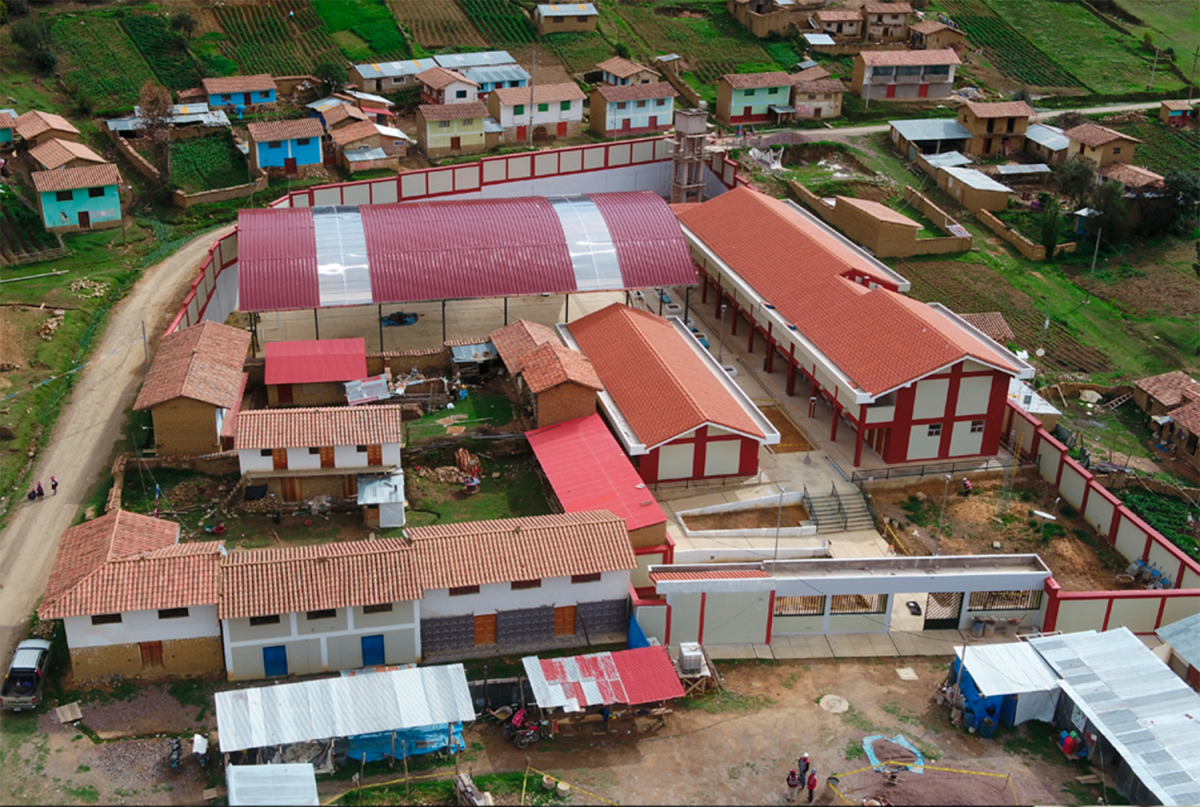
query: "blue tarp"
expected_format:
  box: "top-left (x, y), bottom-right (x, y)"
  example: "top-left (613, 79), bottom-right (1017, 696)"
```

top-left (628, 614), bottom-right (650, 649)
top-left (346, 723), bottom-right (465, 763)
top-left (950, 657), bottom-right (1003, 732)
top-left (862, 734), bottom-right (925, 774)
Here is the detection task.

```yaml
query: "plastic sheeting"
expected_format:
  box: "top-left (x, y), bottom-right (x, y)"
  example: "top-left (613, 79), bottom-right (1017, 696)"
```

top-left (227, 763), bottom-right (319, 806)
top-left (546, 195), bottom-right (622, 293)
top-left (954, 643), bottom-right (1060, 726)
top-left (346, 722), bottom-right (465, 763)
top-left (312, 206), bottom-right (373, 307)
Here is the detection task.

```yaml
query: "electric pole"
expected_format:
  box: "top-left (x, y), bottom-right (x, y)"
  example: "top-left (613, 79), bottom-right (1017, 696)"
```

top-left (1148, 48), bottom-right (1161, 91)
top-left (1085, 227), bottom-right (1102, 304)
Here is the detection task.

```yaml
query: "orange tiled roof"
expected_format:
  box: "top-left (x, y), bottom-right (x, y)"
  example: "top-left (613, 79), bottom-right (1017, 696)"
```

top-left (236, 405), bottom-right (407, 450)
top-left (959, 312), bottom-right (1015, 344)
top-left (31, 164), bottom-right (121, 194)
top-left (815, 9), bottom-right (862, 21)
top-left (14, 110), bottom-right (80, 140)
top-left (246, 118), bottom-right (324, 143)
top-left (964, 101), bottom-right (1034, 119)
top-left (323, 103), bottom-right (369, 128)
top-left (793, 79), bottom-right (846, 95)
top-left (419, 101), bottom-right (488, 122)
top-left (1162, 100), bottom-right (1196, 111)
top-left (593, 83), bottom-right (677, 102)
top-left (569, 304), bottom-right (767, 447)
top-left (201, 74), bottom-right (276, 94)
top-left (790, 66), bottom-right (832, 83)
top-left (1063, 122), bottom-right (1140, 148)
top-left (596, 56), bottom-right (652, 78)
top-left (417, 66), bottom-right (478, 89)
top-left (518, 342), bottom-right (603, 394)
top-left (910, 20), bottom-right (952, 34)
top-left (722, 72), bottom-right (793, 90)
top-left (860, 49), bottom-right (960, 66)
top-left (409, 511), bottom-right (635, 590)
top-left (1170, 400), bottom-right (1200, 435)
top-left (490, 320), bottom-right (562, 375)
top-left (1134, 371), bottom-right (1200, 409)
top-left (863, 2), bottom-right (912, 13)
top-left (134, 321), bottom-right (251, 410)
top-left (491, 83), bottom-right (585, 107)
top-left (28, 138), bottom-right (105, 171)
top-left (1098, 162), bottom-right (1164, 189)
top-left (0, 112), bottom-right (15, 130)
top-left (331, 119), bottom-right (381, 147)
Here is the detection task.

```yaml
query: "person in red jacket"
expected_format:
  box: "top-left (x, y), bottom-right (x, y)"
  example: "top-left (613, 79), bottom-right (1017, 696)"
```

top-left (806, 769), bottom-right (818, 803)
top-left (785, 770), bottom-right (801, 803)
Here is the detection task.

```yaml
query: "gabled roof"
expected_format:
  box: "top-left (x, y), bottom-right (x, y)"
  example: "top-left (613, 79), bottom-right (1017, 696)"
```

top-left (721, 71), bottom-right (793, 90)
top-left (518, 341), bottom-right (603, 393)
top-left (202, 74), bottom-right (276, 94)
top-left (14, 110), bottom-right (80, 140)
top-left (941, 165), bottom-right (1011, 192)
top-left (964, 101), bottom-right (1034, 119)
top-left (1133, 370), bottom-right (1200, 409)
top-left (863, 2), bottom-right (912, 13)
top-left (593, 83), bottom-right (677, 102)
top-left (246, 118), bottom-right (324, 143)
top-left (911, 19), bottom-right (954, 34)
top-left (322, 102), bottom-right (369, 128)
top-left (537, 3), bottom-right (599, 16)
top-left (1098, 162), bottom-right (1164, 189)
top-left (814, 9), bottom-right (862, 21)
top-left (836, 196), bottom-right (921, 228)
top-left (568, 304), bottom-right (767, 448)
top-left (264, 338), bottom-right (368, 385)
top-left (1063, 122), bottom-right (1140, 148)
top-left (330, 119), bottom-right (382, 147)
top-left (1169, 400), bottom-right (1200, 435)
top-left (218, 539), bottom-right (421, 619)
top-left (1162, 99), bottom-right (1197, 111)
top-left (491, 320), bottom-right (562, 374)
top-left (409, 511), bottom-right (636, 590)
top-left (491, 83), bottom-right (585, 107)
top-left (790, 66), bottom-right (832, 83)
top-left (235, 405), bottom-right (407, 450)
top-left (0, 111), bottom-right (15, 130)
top-left (134, 321), bottom-right (251, 410)
top-left (1156, 612), bottom-right (1200, 673)
top-left (416, 66), bottom-right (478, 89)
top-left (31, 164), bottom-right (121, 194)
top-left (959, 312), bottom-right (1015, 344)
top-left (1025, 123), bottom-right (1069, 151)
top-left (861, 49), bottom-right (960, 66)
top-left (28, 138), bottom-right (106, 171)
top-left (596, 56), bottom-right (653, 78)
top-left (793, 79), bottom-right (846, 94)
top-left (418, 101), bottom-right (488, 122)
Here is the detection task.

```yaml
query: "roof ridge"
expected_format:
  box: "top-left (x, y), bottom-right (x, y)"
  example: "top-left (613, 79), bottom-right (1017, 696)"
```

top-left (228, 539), bottom-right (413, 564)
top-left (620, 307), bottom-right (708, 431)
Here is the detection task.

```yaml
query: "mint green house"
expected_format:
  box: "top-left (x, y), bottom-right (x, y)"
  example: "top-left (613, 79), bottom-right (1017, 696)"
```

top-left (716, 71), bottom-right (796, 126)
top-left (0, 110), bottom-right (16, 144)
top-left (33, 163), bottom-right (122, 232)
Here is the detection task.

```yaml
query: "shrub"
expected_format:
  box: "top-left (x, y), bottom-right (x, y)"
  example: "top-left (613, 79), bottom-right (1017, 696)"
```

top-left (73, 91), bottom-right (95, 116)
top-left (33, 48), bottom-right (57, 72)
top-left (615, 42), bottom-right (631, 59)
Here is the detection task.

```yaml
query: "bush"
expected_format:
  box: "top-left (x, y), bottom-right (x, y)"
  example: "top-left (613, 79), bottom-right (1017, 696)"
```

top-left (33, 48), bottom-right (58, 73)
top-left (7, 0), bottom-right (29, 16)
top-left (73, 91), bottom-right (95, 116)
top-left (615, 42), bottom-right (631, 60)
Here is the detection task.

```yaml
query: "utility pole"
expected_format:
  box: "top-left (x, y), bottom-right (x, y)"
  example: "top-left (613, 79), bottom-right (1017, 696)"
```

top-left (528, 51), bottom-right (535, 148)
top-left (1084, 227), bottom-right (1102, 304)
top-left (1189, 47), bottom-right (1199, 105)
top-left (1148, 48), bottom-right (1161, 91)
top-left (716, 304), bottom-right (728, 364)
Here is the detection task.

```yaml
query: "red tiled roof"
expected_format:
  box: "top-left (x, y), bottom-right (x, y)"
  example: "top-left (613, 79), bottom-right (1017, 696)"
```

top-left (134, 321), bottom-right (251, 410)
top-left (323, 103), bottom-right (369, 127)
top-left (910, 20), bottom-right (951, 34)
top-left (959, 312), bottom-right (1015, 344)
top-left (409, 511), bottom-right (636, 590)
top-left (527, 414), bottom-right (667, 532)
top-left (860, 49), bottom-right (960, 66)
top-left (1063, 123), bottom-right (1140, 148)
top-left (417, 66), bottom-right (478, 89)
top-left (593, 83), bottom-right (677, 102)
top-left (218, 539), bottom-right (421, 619)
top-left (1098, 162), bottom-right (1164, 188)
top-left (568, 304), bottom-right (767, 448)
top-left (964, 101), bottom-right (1034, 119)
top-left (518, 342), bottom-right (603, 393)
top-left (676, 187), bottom-right (1019, 396)
top-left (837, 196), bottom-right (921, 227)
top-left (815, 9), bottom-right (862, 21)
top-left (492, 83), bottom-right (585, 107)
top-left (863, 2), bottom-right (912, 13)
top-left (202, 74), bottom-right (276, 94)
top-left (790, 66), bottom-right (832, 83)
top-left (721, 71), bottom-right (793, 90)
top-left (14, 110), bottom-right (80, 140)
top-left (264, 338), bottom-right (368, 385)
top-left (418, 101), bottom-right (488, 122)
top-left (0, 112), bottom-right (15, 130)
top-left (596, 57), bottom-right (653, 78)
top-left (331, 119), bottom-right (382, 147)
top-left (1170, 400), bottom-right (1200, 435)
top-left (1134, 371), bottom-right (1200, 409)
top-left (31, 164), bottom-right (121, 194)
top-left (491, 320), bottom-right (562, 374)
top-left (649, 569), bottom-right (770, 581)
top-left (220, 373), bottom-right (250, 440)
top-left (793, 79), bottom-right (846, 94)
top-left (28, 138), bottom-right (105, 170)
top-left (246, 118), bottom-right (324, 143)
top-left (235, 405), bottom-right (407, 449)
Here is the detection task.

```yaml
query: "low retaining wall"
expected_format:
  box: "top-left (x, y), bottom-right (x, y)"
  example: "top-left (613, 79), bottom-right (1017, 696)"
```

top-left (674, 491), bottom-right (820, 538)
top-left (978, 209), bottom-right (1078, 261)
top-left (662, 69), bottom-right (702, 108)
top-left (173, 175), bottom-right (268, 209)
top-left (901, 186), bottom-right (973, 252)
top-left (112, 135), bottom-right (160, 181)
top-left (788, 180), bottom-right (836, 224)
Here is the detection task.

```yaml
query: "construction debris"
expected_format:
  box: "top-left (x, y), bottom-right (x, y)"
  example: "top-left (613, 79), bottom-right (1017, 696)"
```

top-left (38, 316), bottom-right (63, 340)
top-left (69, 278), bottom-right (110, 298)
top-left (414, 465), bottom-right (469, 483)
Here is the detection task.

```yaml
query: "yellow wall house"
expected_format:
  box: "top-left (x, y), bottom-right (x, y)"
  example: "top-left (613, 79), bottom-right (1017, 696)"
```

top-left (417, 101), bottom-right (488, 158)
top-left (533, 3), bottom-right (598, 35)
top-left (133, 321), bottom-right (251, 457)
top-left (1062, 122), bottom-right (1141, 168)
top-left (957, 100), bottom-right (1034, 157)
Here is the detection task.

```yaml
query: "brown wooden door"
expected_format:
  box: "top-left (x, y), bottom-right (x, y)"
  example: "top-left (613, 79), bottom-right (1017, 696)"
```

top-left (367, 444), bottom-right (383, 466)
top-left (320, 446), bottom-right (336, 468)
top-left (78, 211), bottom-right (91, 230)
top-left (277, 384), bottom-right (293, 405)
top-left (450, 136), bottom-right (461, 150)
top-left (474, 614), bottom-right (497, 645)
top-left (272, 448), bottom-right (288, 470)
top-left (343, 474), bottom-right (358, 498)
top-left (139, 641), bottom-right (164, 669)
top-left (281, 476), bottom-right (302, 502)
top-left (553, 605), bottom-right (577, 637)
top-left (284, 157), bottom-right (298, 175)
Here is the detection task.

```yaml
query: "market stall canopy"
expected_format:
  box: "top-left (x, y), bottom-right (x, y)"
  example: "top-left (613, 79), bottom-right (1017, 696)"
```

top-left (523, 646), bottom-right (684, 712)
top-left (955, 642), bottom-right (1060, 724)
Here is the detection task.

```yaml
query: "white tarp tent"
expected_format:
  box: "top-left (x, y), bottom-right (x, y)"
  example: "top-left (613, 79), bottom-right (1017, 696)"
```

top-left (227, 763), bottom-right (319, 806)
top-left (956, 642), bottom-right (1060, 725)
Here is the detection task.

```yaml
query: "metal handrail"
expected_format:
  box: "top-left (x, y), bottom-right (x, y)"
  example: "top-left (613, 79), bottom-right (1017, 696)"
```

top-left (830, 483), bottom-right (848, 530)
top-left (802, 485), bottom-right (818, 529)
top-left (849, 455), bottom-right (1037, 488)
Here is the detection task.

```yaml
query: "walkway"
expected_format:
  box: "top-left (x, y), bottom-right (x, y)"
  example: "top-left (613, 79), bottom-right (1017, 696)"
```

top-left (707, 627), bottom-right (1021, 661)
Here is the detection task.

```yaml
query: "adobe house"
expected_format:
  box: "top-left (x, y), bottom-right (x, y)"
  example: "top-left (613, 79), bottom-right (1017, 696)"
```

top-left (533, 3), bottom-right (598, 35)
top-left (1160, 100), bottom-right (1197, 127)
top-left (490, 320), bottom-right (601, 427)
top-left (28, 138), bottom-right (106, 171)
top-left (862, 2), bottom-right (912, 42)
top-left (812, 9), bottom-right (863, 39)
top-left (1132, 372), bottom-right (1200, 472)
top-left (416, 66), bottom-right (480, 106)
top-left (13, 110), bottom-right (80, 147)
top-left (265, 337), bottom-right (369, 407)
top-left (595, 56), bottom-right (659, 86)
top-left (727, 0), bottom-right (817, 39)
top-left (957, 100), bottom-right (1033, 157)
top-left (1024, 123), bottom-right (1069, 166)
top-left (134, 321), bottom-right (251, 456)
top-left (828, 195), bottom-right (924, 257)
top-left (936, 166), bottom-right (1011, 212)
top-left (909, 20), bottom-right (966, 51)
top-left (791, 78), bottom-right (845, 120)
top-left (1062, 123), bottom-right (1141, 168)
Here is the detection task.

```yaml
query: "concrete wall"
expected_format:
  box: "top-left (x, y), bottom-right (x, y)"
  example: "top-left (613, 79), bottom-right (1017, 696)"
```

top-left (65, 605), bottom-right (220, 649)
top-left (702, 590), bottom-right (769, 644)
top-left (237, 441), bottom-right (401, 475)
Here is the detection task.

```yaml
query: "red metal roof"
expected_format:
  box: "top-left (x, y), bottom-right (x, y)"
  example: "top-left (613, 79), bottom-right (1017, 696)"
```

top-left (529, 646), bottom-right (683, 708)
top-left (589, 192), bottom-right (697, 289)
top-left (611, 647), bottom-right (686, 705)
top-left (238, 208), bottom-right (319, 311)
top-left (527, 414), bottom-right (667, 532)
top-left (264, 338), bottom-right (368, 385)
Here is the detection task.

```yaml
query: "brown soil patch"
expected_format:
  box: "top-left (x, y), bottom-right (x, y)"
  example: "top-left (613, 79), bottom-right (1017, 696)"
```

top-left (761, 405), bottom-right (813, 452)
top-left (683, 504), bottom-right (810, 532)
top-left (872, 737), bottom-right (920, 765)
top-left (834, 762), bottom-right (1018, 806)
top-left (783, 144), bottom-right (873, 176)
top-left (1071, 240), bottom-right (1200, 318)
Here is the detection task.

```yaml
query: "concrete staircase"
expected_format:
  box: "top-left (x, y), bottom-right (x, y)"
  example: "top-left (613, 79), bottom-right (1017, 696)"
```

top-left (806, 491), bottom-right (876, 534)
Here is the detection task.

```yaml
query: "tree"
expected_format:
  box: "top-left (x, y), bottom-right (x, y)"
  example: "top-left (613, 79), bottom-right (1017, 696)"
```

top-left (314, 61), bottom-right (345, 97)
top-left (171, 10), bottom-right (198, 41)
top-left (1165, 169), bottom-right (1200, 229)
top-left (615, 42), bottom-right (631, 60)
top-left (1055, 159), bottom-right (1095, 209)
top-left (1088, 180), bottom-right (1130, 244)
top-left (12, 16), bottom-right (50, 53)
top-left (1010, 87), bottom-right (1030, 102)
top-left (1040, 204), bottom-right (1061, 261)
top-left (138, 80), bottom-right (174, 168)
top-left (7, 0), bottom-right (29, 17)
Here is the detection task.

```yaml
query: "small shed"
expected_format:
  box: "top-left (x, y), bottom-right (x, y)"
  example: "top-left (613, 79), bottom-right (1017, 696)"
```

top-left (1159, 99), bottom-right (1196, 127)
top-left (357, 470), bottom-right (406, 528)
top-left (1156, 612), bottom-right (1200, 692)
top-left (534, 3), bottom-right (599, 35)
top-left (951, 643), bottom-right (1060, 730)
top-left (227, 763), bottom-right (319, 807)
top-left (265, 338), bottom-right (369, 407)
top-left (937, 165), bottom-right (1011, 212)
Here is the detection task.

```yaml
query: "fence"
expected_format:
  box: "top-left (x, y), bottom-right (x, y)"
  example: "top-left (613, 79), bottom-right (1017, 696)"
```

top-left (900, 186), bottom-right (973, 251)
top-left (977, 209), bottom-right (1078, 261)
top-left (851, 455), bottom-right (1031, 487)
top-left (172, 175), bottom-right (269, 209)
top-left (164, 229), bottom-right (239, 336)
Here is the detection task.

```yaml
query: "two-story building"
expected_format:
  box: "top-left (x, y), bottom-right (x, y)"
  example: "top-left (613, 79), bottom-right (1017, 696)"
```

top-left (811, 9), bottom-right (863, 39)
top-left (416, 66), bottom-right (480, 106)
top-left (791, 78), bottom-right (845, 120)
top-left (588, 83), bottom-right (677, 137)
top-left (851, 49), bottom-right (959, 101)
top-left (416, 101), bottom-right (488, 158)
top-left (1062, 123), bottom-right (1141, 168)
top-left (534, 3), bottom-right (599, 35)
top-left (134, 321), bottom-right (251, 456)
top-left (461, 65), bottom-right (531, 98)
top-left (13, 110), bottom-right (80, 147)
top-left (350, 58), bottom-right (438, 93)
top-left (863, 2), bottom-right (912, 42)
top-left (235, 404), bottom-right (406, 502)
top-left (909, 19), bottom-right (966, 51)
top-left (201, 74), bottom-right (276, 110)
top-left (595, 56), bottom-right (659, 86)
top-left (265, 338), bottom-right (369, 407)
top-left (39, 510), bottom-right (223, 681)
top-left (728, 0), bottom-right (814, 39)
top-left (32, 163), bottom-right (122, 232)
top-left (486, 83), bottom-right (585, 142)
top-left (28, 138), bottom-right (106, 172)
top-left (246, 118), bottom-right (324, 175)
top-left (957, 100), bottom-right (1033, 157)
top-left (716, 72), bottom-right (795, 126)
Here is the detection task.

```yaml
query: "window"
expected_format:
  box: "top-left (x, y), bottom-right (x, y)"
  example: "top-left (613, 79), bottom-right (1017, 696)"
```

top-left (537, 103), bottom-right (549, 112)
top-left (216, 94), bottom-right (225, 104)
top-left (450, 585), bottom-right (480, 596)
top-left (970, 420), bottom-right (985, 433)
top-left (511, 579), bottom-right (542, 590)
top-left (552, 15), bottom-right (564, 22)
top-left (616, 102), bottom-right (628, 110)
top-left (158, 608), bottom-right (189, 620)
top-left (363, 603), bottom-right (393, 614)
top-left (439, 120), bottom-right (451, 128)
top-left (296, 137), bottom-right (310, 146)
top-left (571, 573), bottom-right (602, 584)
top-left (560, 100), bottom-right (571, 111)
top-left (509, 80), bottom-right (522, 88)
top-left (823, 93), bottom-right (832, 100)
top-left (309, 447), bottom-right (321, 455)
top-left (743, 89), bottom-right (754, 98)
top-left (872, 66), bottom-right (894, 77)
top-left (88, 187), bottom-right (105, 198)
top-left (91, 613), bottom-right (122, 625)
top-left (260, 448), bottom-right (273, 458)
top-left (306, 609), bottom-right (336, 620)
top-left (268, 141), bottom-right (282, 149)
top-left (656, 98), bottom-right (666, 106)
top-left (926, 64), bottom-right (951, 76)
top-left (636, 100), bottom-right (646, 109)
top-left (250, 615), bottom-right (281, 626)
top-left (514, 104), bottom-right (524, 115)
top-left (356, 445), bottom-right (368, 453)
top-left (927, 423), bottom-right (942, 437)
top-left (55, 190), bottom-right (74, 202)
top-left (456, 89), bottom-right (467, 99)
top-left (259, 91), bottom-right (271, 99)
top-left (577, 15), bottom-right (589, 22)
top-left (830, 594), bottom-right (886, 614)
top-left (896, 66), bottom-right (922, 76)
top-left (767, 86), bottom-right (779, 95)
top-left (774, 595), bottom-right (824, 616)
top-left (1113, 147), bottom-right (1121, 154)
top-left (462, 118), bottom-right (474, 125)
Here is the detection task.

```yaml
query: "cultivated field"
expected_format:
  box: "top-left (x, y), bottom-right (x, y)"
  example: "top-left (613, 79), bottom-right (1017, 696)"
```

top-left (1100, 117), bottom-right (1200, 175)
top-left (387, 0), bottom-right (487, 48)
top-left (0, 191), bottom-right (61, 264)
top-left (212, 0), bottom-right (342, 76)
top-left (168, 133), bottom-right (251, 194)
top-left (1130, 0), bottom-right (1200, 63)
top-left (937, 0), bottom-right (1082, 88)
top-left (460, 0), bottom-right (538, 45)
top-left (544, 32), bottom-right (615, 75)
top-left (121, 14), bottom-right (202, 91)
top-left (311, 0), bottom-right (412, 62)
top-left (50, 16), bottom-right (156, 111)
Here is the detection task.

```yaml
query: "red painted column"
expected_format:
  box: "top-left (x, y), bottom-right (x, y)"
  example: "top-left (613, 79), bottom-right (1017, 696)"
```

top-left (1042, 578), bottom-right (1061, 632)
top-left (854, 404), bottom-right (867, 467)
top-left (765, 590), bottom-right (776, 645)
top-left (786, 361), bottom-right (796, 396)
top-left (831, 403), bottom-right (840, 441)
top-left (701, 274), bottom-right (709, 304)
top-left (1107, 507), bottom-right (1122, 547)
top-left (697, 593), bottom-right (707, 644)
top-left (730, 301), bottom-right (739, 337)
top-left (747, 316), bottom-right (755, 352)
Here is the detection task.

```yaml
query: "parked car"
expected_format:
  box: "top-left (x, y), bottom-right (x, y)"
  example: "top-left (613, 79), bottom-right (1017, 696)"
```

top-left (1, 639), bottom-right (51, 712)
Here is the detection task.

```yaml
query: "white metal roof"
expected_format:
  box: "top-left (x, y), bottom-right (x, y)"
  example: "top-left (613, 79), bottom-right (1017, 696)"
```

top-left (357, 470), bottom-right (405, 505)
top-left (1157, 612), bottom-right (1200, 674)
top-left (922, 150), bottom-right (972, 168)
top-left (942, 166), bottom-right (1011, 192)
top-left (227, 763), bottom-right (319, 806)
top-left (1025, 123), bottom-right (1069, 152)
top-left (434, 51), bottom-right (517, 71)
top-left (537, 4), bottom-right (599, 16)
top-left (215, 664), bottom-right (475, 752)
top-left (890, 118), bottom-right (972, 142)
top-left (804, 33), bottom-right (836, 45)
top-left (355, 58), bottom-right (438, 80)
top-left (955, 643), bottom-right (1059, 696)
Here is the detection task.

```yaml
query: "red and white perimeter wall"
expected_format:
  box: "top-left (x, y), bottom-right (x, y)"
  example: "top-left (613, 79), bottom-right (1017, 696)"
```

top-left (165, 137), bottom-right (743, 335)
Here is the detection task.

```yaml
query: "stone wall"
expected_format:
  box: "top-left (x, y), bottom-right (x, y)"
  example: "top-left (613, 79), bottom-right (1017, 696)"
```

top-left (112, 135), bottom-right (161, 181)
top-left (173, 175), bottom-right (269, 209)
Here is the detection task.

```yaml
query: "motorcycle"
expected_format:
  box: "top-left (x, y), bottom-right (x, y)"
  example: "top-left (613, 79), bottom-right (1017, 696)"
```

top-left (503, 708), bottom-right (549, 749)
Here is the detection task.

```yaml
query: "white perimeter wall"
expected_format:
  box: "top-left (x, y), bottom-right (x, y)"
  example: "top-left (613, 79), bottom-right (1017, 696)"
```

top-left (420, 570), bottom-right (628, 618)
top-left (65, 605), bottom-right (220, 649)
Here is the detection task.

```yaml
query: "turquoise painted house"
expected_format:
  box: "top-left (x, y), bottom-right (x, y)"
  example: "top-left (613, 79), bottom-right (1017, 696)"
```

top-left (247, 118), bottom-right (324, 174)
top-left (33, 163), bottom-right (122, 232)
top-left (201, 74), bottom-right (276, 109)
top-left (0, 109), bottom-right (16, 144)
top-left (717, 72), bottom-right (795, 126)
top-left (589, 83), bottom-right (676, 137)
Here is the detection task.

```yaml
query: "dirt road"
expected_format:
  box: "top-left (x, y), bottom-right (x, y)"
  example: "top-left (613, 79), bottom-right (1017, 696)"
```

top-left (0, 226), bottom-right (233, 657)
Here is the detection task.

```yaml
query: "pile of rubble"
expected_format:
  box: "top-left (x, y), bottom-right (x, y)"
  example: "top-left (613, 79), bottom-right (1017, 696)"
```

top-left (38, 316), bottom-right (63, 340)
top-left (69, 278), bottom-right (110, 298)
top-left (413, 465), bottom-right (469, 483)
top-left (1100, 109), bottom-right (1147, 125)
top-left (238, 494), bottom-right (280, 514)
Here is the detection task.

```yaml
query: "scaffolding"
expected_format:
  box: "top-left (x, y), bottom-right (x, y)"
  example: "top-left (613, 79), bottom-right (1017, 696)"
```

top-left (670, 108), bottom-right (708, 204)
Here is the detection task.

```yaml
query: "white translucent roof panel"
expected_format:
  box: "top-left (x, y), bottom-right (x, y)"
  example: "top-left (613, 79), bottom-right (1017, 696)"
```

top-left (313, 206), bottom-right (374, 307)
top-left (547, 195), bottom-right (621, 292)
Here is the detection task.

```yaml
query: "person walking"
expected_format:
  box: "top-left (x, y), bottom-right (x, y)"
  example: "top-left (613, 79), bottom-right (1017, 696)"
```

top-left (785, 770), bottom-right (801, 803)
top-left (50, 476), bottom-right (58, 496)
top-left (35, 481), bottom-right (44, 500)
top-left (806, 770), bottom-right (818, 803)
top-left (796, 753), bottom-right (811, 779)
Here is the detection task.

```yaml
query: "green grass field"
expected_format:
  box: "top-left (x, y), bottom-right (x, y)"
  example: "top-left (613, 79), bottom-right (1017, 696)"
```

top-left (51, 16), bottom-right (156, 112)
top-left (1126, 0), bottom-right (1200, 64)
top-left (1101, 118), bottom-right (1200, 175)
top-left (937, 0), bottom-right (1083, 88)
top-left (311, 0), bottom-right (412, 61)
top-left (169, 133), bottom-right (251, 194)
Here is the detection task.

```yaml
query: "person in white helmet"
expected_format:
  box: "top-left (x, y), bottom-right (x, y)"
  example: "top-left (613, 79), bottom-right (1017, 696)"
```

top-left (797, 753), bottom-right (811, 779)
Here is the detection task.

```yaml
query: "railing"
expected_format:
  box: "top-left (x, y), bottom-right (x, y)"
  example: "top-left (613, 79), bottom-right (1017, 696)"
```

top-left (802, 485), bottom-right (818, 530)
top-left (830, 483), bottom-right (848, 531)
top-left (849, 455), bottom-right (1036, 489)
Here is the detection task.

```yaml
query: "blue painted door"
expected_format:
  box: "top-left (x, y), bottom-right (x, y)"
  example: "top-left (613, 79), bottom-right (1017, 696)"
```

top-left (263, 645), bottom-right (288, 677)
top-left (361, 635), bottom-right (385, 667)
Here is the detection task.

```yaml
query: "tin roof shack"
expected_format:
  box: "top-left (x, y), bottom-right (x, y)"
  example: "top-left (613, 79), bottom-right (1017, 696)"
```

top-left (490, 320), bottom-right (601, 427)
top-left (889, 118), bottom-right (971, 160)
top-left (134, 321), bottom-right (251, 456)
top-left (957, 101), bottom-right (1034, 157)
top-left (1024, 123), bottom-right (1069, 166)
top-left (227, 764), bottom-right (319, 807)
top-left (535, 3), bottom-right (599, 35)
top-left (1029, 628), bottom-right (1200, 806)
top-left (1160, 99), bottom-right (1197, 127)
top-left (827, 195), bottom-right (924, 257)
top-left (1002, 378), bottom-right (1060, 435)
top-left (1157, 612), bottom-right (1200, 692)
top-left (1063, 123), bottom-right (1141, 169)
top-left (936, 165), bottom-right (1011, 212)
top-left (909, 20), bottom-right (966, 51)
top-left (264, 338), bottom-right (369, 407)
top-left (38, 510), bottom-right (223, 681)
top-left (105, 103), bottom-right (231, 141)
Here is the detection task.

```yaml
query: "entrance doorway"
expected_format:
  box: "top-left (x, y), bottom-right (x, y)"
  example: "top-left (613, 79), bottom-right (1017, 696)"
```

top-left (924, 592), bottom-right (963, 630)
top-left (78, 211), bottom-right (91, 230)
top-left (284, 157), bottom-right (297, 175)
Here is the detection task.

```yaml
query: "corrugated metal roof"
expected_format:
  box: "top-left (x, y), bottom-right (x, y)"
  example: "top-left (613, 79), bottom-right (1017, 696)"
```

top-left (238, 208), bottom-right (320, 311)
top-left (588, 191), bottom-right (696, 289)
top-left (523, 646), bottom-right (683, 711)
top-left (803, 33), bottom-right (836, 45)
top-left (1030, 629), bottom-right (1200, 806)
top-left (527, 413), bottom-right (667, 532)
top-left (264, 338), bottom-right (367, 385)
top-left (922, 150), bottom-right (972, 168)
top-left (354, 58), bottom-right (437, 80)
top-left (345, 374), bottom-right (392, 404)
top-left (227, 764), bottom-right (318, 806)
top-left (434, 51), bottom-right (517, 70)
top-left (994, 163), bottom-right (1051, 175)
top-left (450, 341), bottom-right (498, 363)
top-left (1025, 123), bottom-right (1069, 151)
top-left (943, 166), bottom-right (1012, 192)
top-left (483, 117), bottom-right (504, 133)
top-left (889, 118), bottom-right (972, 142)
top-left (462, 65), bottom-right (531, 86)
top-left (215, 664), bottom-right (476, 752)
top-left (344, 146), bottom-right (389, 162)
top-left (357, 470), bottom-right (405, 505)
top-left (537, 4), bottom-right (599, 16)
top-left (1157, 612), bottom-right (1200, 674)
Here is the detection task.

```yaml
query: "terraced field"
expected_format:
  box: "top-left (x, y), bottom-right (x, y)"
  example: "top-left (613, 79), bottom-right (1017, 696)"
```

top-left (51, 16), bottom-right (157, 111)
top-left (459, 0), bottom-right (538, 45)
top-left (938, 0), bottom-right (1082, 88)
top-left (544, 32), bottom-right (615, 75)
top-left (213, 0), bottom-right (342, 75)
top-left (122, 14), bottom-right (203, 91)
top-left (0, 191), bottom-right (62, 264)
top-left (311, 0), bottom-right (412, 62)
top-left (387, 0), bottom-right (487, 48)
top-left (1102, 118), bottom-right (1200, 175)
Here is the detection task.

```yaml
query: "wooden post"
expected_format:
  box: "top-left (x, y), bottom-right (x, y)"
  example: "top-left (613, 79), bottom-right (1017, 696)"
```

top-left (403, 742), bottom-right (410, 798)
top-left (390, 730), bottom-right (395, 769)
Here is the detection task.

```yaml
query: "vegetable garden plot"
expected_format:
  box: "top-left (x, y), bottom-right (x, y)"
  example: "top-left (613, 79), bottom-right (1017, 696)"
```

top-left (545, 32), bottom-right (615, 75)
top-left (169, 133), bottom-right (251, 194)
top-left (213, 0), bottom-right (341, 76)
top-left (51, 16), bottom-right (157, 112)
top-left (311, 0), bottom-right (413, 61)
top-left (387, 0), bottom-right (487, 48)
top-left (459, 0), bottom-right (538, 45)
top-left (1101, 120), bottom-right (1200, 175)
top-left (0, 192), bottom-right (62, 264)
top-left (122, 15), bottom-right (203, 91)
top-left (939, 0), bottom-right (1082, 88)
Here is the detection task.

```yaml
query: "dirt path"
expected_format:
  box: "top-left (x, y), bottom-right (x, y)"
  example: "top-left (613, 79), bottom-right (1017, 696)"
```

top-left (0, 226), bottom-right (234, 657)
